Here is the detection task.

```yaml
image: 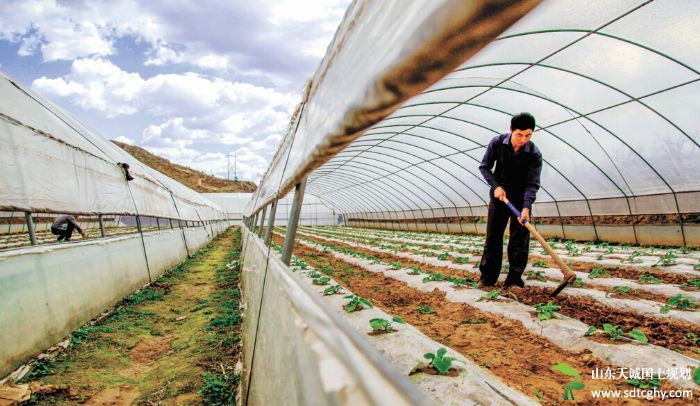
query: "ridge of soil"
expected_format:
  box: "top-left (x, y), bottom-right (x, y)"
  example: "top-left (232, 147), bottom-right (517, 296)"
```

top-left (273, 234), bottom-right (697, 404)
top-left (293, 232), bottom-right (700, 359)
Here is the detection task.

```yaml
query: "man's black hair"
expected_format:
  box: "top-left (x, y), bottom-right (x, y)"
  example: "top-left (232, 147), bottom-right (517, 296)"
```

top-left (510, 112), bottom-right (536, 131)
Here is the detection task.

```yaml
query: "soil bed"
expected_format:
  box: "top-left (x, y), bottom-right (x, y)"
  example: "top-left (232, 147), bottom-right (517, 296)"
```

top-left (294, 232), bottom-right (700, 359)
top-left (273, 235), bottom-right (694, 404)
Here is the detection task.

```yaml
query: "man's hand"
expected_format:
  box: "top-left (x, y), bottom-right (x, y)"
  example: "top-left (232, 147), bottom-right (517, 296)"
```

top-left (80, 231), bottom-right (87, 238)
top-left (519, 208), bottom-right (530, 225)
top-left (494, 186), bottom-right (506, 202)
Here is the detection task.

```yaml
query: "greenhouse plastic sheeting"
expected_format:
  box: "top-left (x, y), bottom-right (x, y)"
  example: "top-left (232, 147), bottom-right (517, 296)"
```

top-left (205, 193), bottom-right (341, 225)
top-left (304, 0), bottom-right (699, 219)
top-left (247, 0), bottom-right (698, 237)
top-left (245, 0), bottom-right (539, 215)
top-left (0, 72), bottom-right (226, 221)
top-left (240, 227), bottom-right (429, 405)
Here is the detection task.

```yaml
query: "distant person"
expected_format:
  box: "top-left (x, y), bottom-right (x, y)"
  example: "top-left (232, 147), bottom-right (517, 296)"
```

top-left (51, 214), bottom-right (87, 242)
top-left (478, 112), bottom-right (542, 289)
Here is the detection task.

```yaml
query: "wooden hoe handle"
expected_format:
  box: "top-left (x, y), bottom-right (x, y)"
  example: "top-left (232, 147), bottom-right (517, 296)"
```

top-left (501, 197), bottom-right (577, 282)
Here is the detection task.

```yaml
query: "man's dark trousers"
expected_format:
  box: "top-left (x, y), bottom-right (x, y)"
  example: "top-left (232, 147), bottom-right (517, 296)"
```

top-left (51, 224), bottom-right (75, 241)
top-left (479, 198), bottom-right (530, 286)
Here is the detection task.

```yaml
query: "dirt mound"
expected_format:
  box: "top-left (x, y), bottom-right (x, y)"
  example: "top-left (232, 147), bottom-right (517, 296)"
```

top-left (84, 385), bottom-right (139, 405)
top-left (130, 335), bottom-right (174, 363)
top-left (112, 140), bottom-right (257, 193)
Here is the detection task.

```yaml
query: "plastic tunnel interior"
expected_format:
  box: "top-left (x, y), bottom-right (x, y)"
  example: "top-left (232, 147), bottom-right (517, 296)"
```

top-left (246, 0), bottom-right (700, 247)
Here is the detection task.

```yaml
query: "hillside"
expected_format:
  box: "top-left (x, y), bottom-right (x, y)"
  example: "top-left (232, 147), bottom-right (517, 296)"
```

top-left (112, 140), bottom-right (257, 193)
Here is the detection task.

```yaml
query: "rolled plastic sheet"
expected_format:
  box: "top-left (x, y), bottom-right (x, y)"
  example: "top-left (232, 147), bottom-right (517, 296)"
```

top-left (240, 228), bottom-right (430, 405)
top-left (245, 0), bottom-right (540, 215)
top-left (0, 72), bottom-right (226, 221)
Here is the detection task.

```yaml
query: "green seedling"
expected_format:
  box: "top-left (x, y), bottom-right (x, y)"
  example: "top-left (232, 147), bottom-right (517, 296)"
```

top-left (588, 267), bottom-right (609, 279)
top-left (343, 295), bottom-right (373, 313)
top-left (605, 285), bottom-right (630, 298)
top-left (424, 347), bottom-right (457, 375)
top-left (660, 294), bottom-right (695, 314)
top-left (308, 271), bottom-right (322, 279)
top-left (534, 302), bottom-right (561, 320)
top-left (571, 278), bottom-right (585, 288)
top-left (623, 251), bottom-right (643, 263)
top-left (627, 377), bottom-right (661, 389)
top-left (417, 305), bottom-right (436, 315)
top-left (638, 274), bottom-right (661, 284)
top-left (584, 326), bottom-right (597, 336)
top-left (319, 266), bottom-right (335, 275)
top-left (477, 289), bottom-right (501, 302)
top-left (627, 329), bottom-right (649, 344)
top-left (693, 367), bottom-right (700, 386)
top-left (423, 251), bottom-right (436, 257)
top-left (407, 266), bottom-right (422, 275)
top-left (437, 253), bottom-right (450, 261)
top-left (684, 333), bottom-right (700, 346)
top-left (390, 262), bottom-right (402, 270)
top-left (312, 276), bottom-right (330, 285)
top-left (323, 285), bottom-right (342, 295)
top-left (291, 257), bottom-right (308, 270)
top-left (532, 260), bottom-right (547, 267)
top-left (681, 278), bottom-right (700, 288)
top-left (422, 272), bottom-right (446, 283)
top-left (655, 251), bottom-right (677, 267)
top-left (369, 316), bottom-right (406, 333)
top-left (603, 323), bottom-right (624, 340)
top-left (526, 270), bottom-right (547, 282)
top-left (552, 363), bottom-right (586, 401)
top-left (454, 256), bottom-right (470, 264)
top-left (596, 254), bottom-right (604, 261)
top-left (451, 277), bottom-right (475, 288)
top-left (694, 263), bottom-right (700, 271)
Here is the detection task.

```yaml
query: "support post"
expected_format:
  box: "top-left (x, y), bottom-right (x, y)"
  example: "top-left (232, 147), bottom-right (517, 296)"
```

top-left (253, 213), bottom-right (258, 231)
top-left (99, 214), bottom-right (106, 237)
top-left (25, 212), bottom-right (37, 246)
top-left (264, 200), bottom-right (278, 246)
top-left (258, 206), bottom-right (267, 236)
top-left (281, 178), bottom-right (306, 265)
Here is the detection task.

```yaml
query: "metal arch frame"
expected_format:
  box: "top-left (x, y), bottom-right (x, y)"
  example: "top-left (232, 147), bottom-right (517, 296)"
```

top-left (310, 162), bottom-right (445, 230)
top-left (350, 77), bottom-right (697, 242)
top-left (329, 143), bottom-right (475, 210)
top-left (308, 1), bottom-right (696, 241)
top-left (317, 116), bottom-right (571, 236)
top-left (308, 0), bottom-right (652, 184)
top-left (320, 132), bottom-right (488, 205)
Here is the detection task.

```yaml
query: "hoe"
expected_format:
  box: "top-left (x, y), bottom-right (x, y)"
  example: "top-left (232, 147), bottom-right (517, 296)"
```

top-left (502, 197), bottom-right (578, 297)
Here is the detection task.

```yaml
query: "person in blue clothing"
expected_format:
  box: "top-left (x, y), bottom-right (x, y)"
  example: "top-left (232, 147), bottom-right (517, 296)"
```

top-left (478, 112), bottom-right (542, 289)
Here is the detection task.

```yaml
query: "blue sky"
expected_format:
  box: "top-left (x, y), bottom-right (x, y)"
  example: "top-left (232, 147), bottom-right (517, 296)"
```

top-left (0, 0), bottom-right (350, 181)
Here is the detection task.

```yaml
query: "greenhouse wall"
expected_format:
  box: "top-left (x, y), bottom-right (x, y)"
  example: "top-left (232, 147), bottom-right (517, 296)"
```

top-left (240, 227), bottom-right (426, 405)
top-left (0, 222), bottom-right (232, 377)
top-left (346, 220), bottom-right (699, 247)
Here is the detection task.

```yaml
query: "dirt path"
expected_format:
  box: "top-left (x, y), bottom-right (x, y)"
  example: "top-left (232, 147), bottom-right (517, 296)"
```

top-left (17, 227), bottom-right (243, 405)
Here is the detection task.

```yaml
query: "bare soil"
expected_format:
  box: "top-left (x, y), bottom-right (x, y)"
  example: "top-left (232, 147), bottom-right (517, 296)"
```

top-left (294, 232), bottom-right (700, 359)
top-left (274, 235), bottom-right (696, 404)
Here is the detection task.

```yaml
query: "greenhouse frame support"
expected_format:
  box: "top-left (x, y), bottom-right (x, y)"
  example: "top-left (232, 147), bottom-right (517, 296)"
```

top-left (258, 206), bottom-right (267, 236)
top-left (98, 214), bottom-right (106, 237)
top-left (281, 178), bottom-right (307, 265)
top-left (264, 200), bottom-right (277, 246)
top-left (25, 212), bottom-right (37, 246)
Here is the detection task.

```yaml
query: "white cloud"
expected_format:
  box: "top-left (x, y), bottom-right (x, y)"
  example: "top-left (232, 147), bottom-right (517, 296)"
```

top-left (113, 135), bottom-right (134, 144)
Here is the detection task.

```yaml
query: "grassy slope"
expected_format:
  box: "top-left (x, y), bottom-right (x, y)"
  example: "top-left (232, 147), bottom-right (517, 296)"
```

top-left (112, 140), bottom-right (257, 193)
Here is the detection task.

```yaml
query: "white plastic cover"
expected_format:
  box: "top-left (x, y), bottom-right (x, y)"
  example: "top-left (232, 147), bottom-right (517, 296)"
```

top-left (304, 0), bottom-right (699, 218)
top-left (0, 73), bottom-right (226, 221)
top-left (248, 0), bottom-right (698, 227)
top-left (245, 0), bottom-right (540, 215)
top-left (206, 193), bottom-right (340, 225)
